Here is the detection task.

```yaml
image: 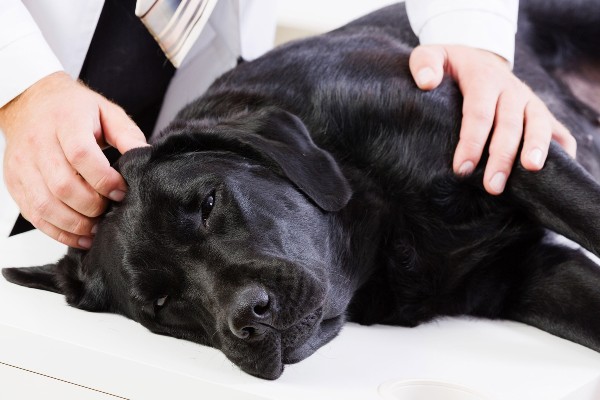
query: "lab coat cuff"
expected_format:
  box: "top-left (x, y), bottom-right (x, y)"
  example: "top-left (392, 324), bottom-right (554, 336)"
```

top-left (417, 11), bottom-right (516, 67)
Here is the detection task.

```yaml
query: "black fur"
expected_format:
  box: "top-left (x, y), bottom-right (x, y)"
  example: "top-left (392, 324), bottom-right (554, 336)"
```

top-left (4, 1), bottom-right (600, 380)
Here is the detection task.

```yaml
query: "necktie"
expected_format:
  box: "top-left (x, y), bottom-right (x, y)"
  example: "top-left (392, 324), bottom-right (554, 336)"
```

top-left (135, 0), bottom-right (219, 68)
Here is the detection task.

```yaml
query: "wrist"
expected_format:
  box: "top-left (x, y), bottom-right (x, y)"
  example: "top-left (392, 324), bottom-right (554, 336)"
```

top-left (0, 71), bottom-right (73, 137)
top-left (447, 45), bottom-right (511, 70)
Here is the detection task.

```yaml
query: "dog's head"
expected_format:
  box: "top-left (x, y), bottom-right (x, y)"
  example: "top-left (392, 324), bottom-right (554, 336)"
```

top-left (2, 108), bottom-right (353, 379)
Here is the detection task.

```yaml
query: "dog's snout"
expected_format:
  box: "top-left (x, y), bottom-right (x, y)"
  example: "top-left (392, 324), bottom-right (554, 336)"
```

top-left (228, 286), bottom-right (273, 339)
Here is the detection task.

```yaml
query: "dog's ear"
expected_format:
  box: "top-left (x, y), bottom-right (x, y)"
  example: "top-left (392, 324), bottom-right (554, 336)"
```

top-left (2, 249), bottom-right (107, 311)
top-left (114, 145), bottom-right (152, 184)
top-left (157, 108), bottom-right (353, 211)
top-left (2, 264), bottom-right (60, 293)
top-left (238, 109), bottom-right (352, 212)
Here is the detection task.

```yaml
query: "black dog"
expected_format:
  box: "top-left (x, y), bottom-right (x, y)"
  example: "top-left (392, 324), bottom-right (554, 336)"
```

top-left (4, 1), bottom-right (600, 380)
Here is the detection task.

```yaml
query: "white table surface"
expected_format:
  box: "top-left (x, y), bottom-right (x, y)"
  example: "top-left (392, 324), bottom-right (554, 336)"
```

top-left (2, 229), bottom-right (600, 400)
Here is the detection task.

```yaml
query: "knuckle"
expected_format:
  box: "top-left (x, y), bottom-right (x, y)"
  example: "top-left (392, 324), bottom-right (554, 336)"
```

top-left (489, 150), bottom-right (516, 167)
top-left (25, 133), bottom-right (39, 148)
top-left (459, 139), bottom-right (486, 156)
top-left (23, 208), bottom-right (45, 230)
top-left (68, 217), bottom-right (89, 235)
top-left (465, 107), bottom-right (495, 125)
top-left (85, 198), bottom-right (108, 218)
top-left (478, 63), bottom-right (497, 78)
top-left (53, 107), bottom-right (72, 122)
top-left (527, 99), bottom-right (549, 117)
top-left (67, 144), bottom-right (90, 166)
top-left (458, 129), bottom-right (488, 151)
top-left (55, 230), bottom-right (74, 247)
top-left (31, 196), bottom-right (52, 219)
top-left (50, 175), bottom-right (74, 199)
top-left (528, 109), bottom-right (549, 125)
top-left (27, 213), bottom-right (43, 229)
top-left (510, 77), bottom-right (529, 93)
top-left (498, 116), bottom-right (523, 132)
top-left (91, 173), bottom-right (112, 193)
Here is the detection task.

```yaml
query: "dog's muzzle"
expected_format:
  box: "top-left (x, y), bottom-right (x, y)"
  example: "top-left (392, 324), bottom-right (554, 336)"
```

top-left (219, 282), bottom-right (339, 379)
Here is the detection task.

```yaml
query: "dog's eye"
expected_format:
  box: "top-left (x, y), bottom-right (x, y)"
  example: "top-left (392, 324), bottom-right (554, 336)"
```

top-left (201, 191), bottom-right (215, 226)
top-left (154, 295), bottom-right (169, 311)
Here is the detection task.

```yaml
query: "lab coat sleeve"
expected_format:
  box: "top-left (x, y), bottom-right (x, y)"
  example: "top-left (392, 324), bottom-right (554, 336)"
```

top-left (405, 0), bottom-right (519, 66)
top-left (0, 0), bottom-right (63, 108)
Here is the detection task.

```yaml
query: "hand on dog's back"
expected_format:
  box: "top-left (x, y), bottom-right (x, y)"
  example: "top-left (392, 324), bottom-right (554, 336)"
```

top-left (409, 44), bottom-right (576, 195)
top-left (0, 71), bottom-right (149, 249)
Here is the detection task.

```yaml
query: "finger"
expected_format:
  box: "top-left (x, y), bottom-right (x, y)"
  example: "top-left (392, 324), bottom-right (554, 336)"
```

top-left (34, 193), bottom-right (97, 239)
top-left (551, 118), bottom-right (577, 158)
top-left (98, 99), bottom-right (149, 154)
top-left (409, 45), bottom-right (446, 90)
top-left (39, 138), bottom-right (108, 218)
top-left (34, 218), bottom-right (92, 249)
top-left (452, 79), bottom-right (500, 176)
top-left (57, 119), bottom-right (128, 202)
top-left (483, 87), bottom-right (527, 195)
top-left (520, 98), bottom-right (553, 171)
top-left (15, 166), bottom-right (94, 247)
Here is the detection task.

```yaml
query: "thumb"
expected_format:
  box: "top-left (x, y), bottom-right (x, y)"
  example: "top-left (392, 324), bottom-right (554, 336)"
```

top-left (409, 45), bottom-right (446, 90)
top-left (98, 98), bottom-right (149, 154)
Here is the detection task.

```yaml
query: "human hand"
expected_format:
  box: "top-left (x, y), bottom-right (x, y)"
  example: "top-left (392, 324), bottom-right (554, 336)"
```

top-left (409, 45), bottom-right (576, 195)
top-left (0, 71), bottom-right (148, 248)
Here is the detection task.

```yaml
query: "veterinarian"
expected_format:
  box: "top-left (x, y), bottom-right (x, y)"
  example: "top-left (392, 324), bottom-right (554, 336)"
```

top-left (0, 0), bottom-right (577, 249)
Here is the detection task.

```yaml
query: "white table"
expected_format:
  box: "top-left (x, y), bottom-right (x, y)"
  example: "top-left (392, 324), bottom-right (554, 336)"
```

top-left (2, 229), bottom-right (600, 400)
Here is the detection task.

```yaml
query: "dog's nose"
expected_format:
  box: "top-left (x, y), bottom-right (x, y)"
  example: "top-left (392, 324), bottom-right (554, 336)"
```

top-left (228, 286), bottom-right (273, 339)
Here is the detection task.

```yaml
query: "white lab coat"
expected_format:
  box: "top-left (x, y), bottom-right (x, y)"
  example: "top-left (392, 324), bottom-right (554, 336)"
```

top-left (0, 0), bottom-right (277, 134)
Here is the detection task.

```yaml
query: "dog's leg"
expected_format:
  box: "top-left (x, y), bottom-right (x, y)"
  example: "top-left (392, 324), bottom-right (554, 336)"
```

top-left (498, 242), bottom-right (600, 352)
top-left (506, 142), bottom-right (600, 257)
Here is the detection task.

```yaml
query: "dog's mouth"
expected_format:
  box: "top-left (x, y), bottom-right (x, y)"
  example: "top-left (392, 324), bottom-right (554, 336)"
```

top-left (282, 312), bottom-right (344, 364)
top-left (280, 307), bottom-right (324, 363)
top-left (222, 307), bottom-right (345, 380)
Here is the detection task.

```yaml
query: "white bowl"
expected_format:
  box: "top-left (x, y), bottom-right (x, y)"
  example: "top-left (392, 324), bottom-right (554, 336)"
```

top-left (378, 379), bottom-right (493, 400)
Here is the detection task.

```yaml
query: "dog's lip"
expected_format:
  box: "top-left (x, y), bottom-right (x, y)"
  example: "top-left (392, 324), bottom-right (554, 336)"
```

top-left (280, 307), bottom-right (323, 349)
top-left (223, 305), bottom-right (343, 379)
top-left (227, 309), bottom-right (324, 380)
top-left (281, 312), bottom-right (344, 364)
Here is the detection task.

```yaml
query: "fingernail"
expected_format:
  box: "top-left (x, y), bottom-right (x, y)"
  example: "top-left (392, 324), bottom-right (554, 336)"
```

top-left (91, 224), bottom-right (98, 235)
top-left (416, 67), bottom-right (435, 87)
top-left (78, 237), bottom-right (93, 249)
top-left (528, 148), bottom-right (544, 168)
top-left (458, 161), bottom-right (475, 176)
top-left (489, 172), bottom-right (507, 193)
top-left (108, 190), bottom-right (126, 201)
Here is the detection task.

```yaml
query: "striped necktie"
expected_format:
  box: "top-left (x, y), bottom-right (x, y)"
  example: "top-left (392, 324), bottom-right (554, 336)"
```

top-left (135, 0), bottom-right (219, 68)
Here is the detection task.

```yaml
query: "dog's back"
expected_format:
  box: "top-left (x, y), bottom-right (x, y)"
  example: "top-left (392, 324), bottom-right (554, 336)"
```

top-left (177, 1), bottom-right (600, 181)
